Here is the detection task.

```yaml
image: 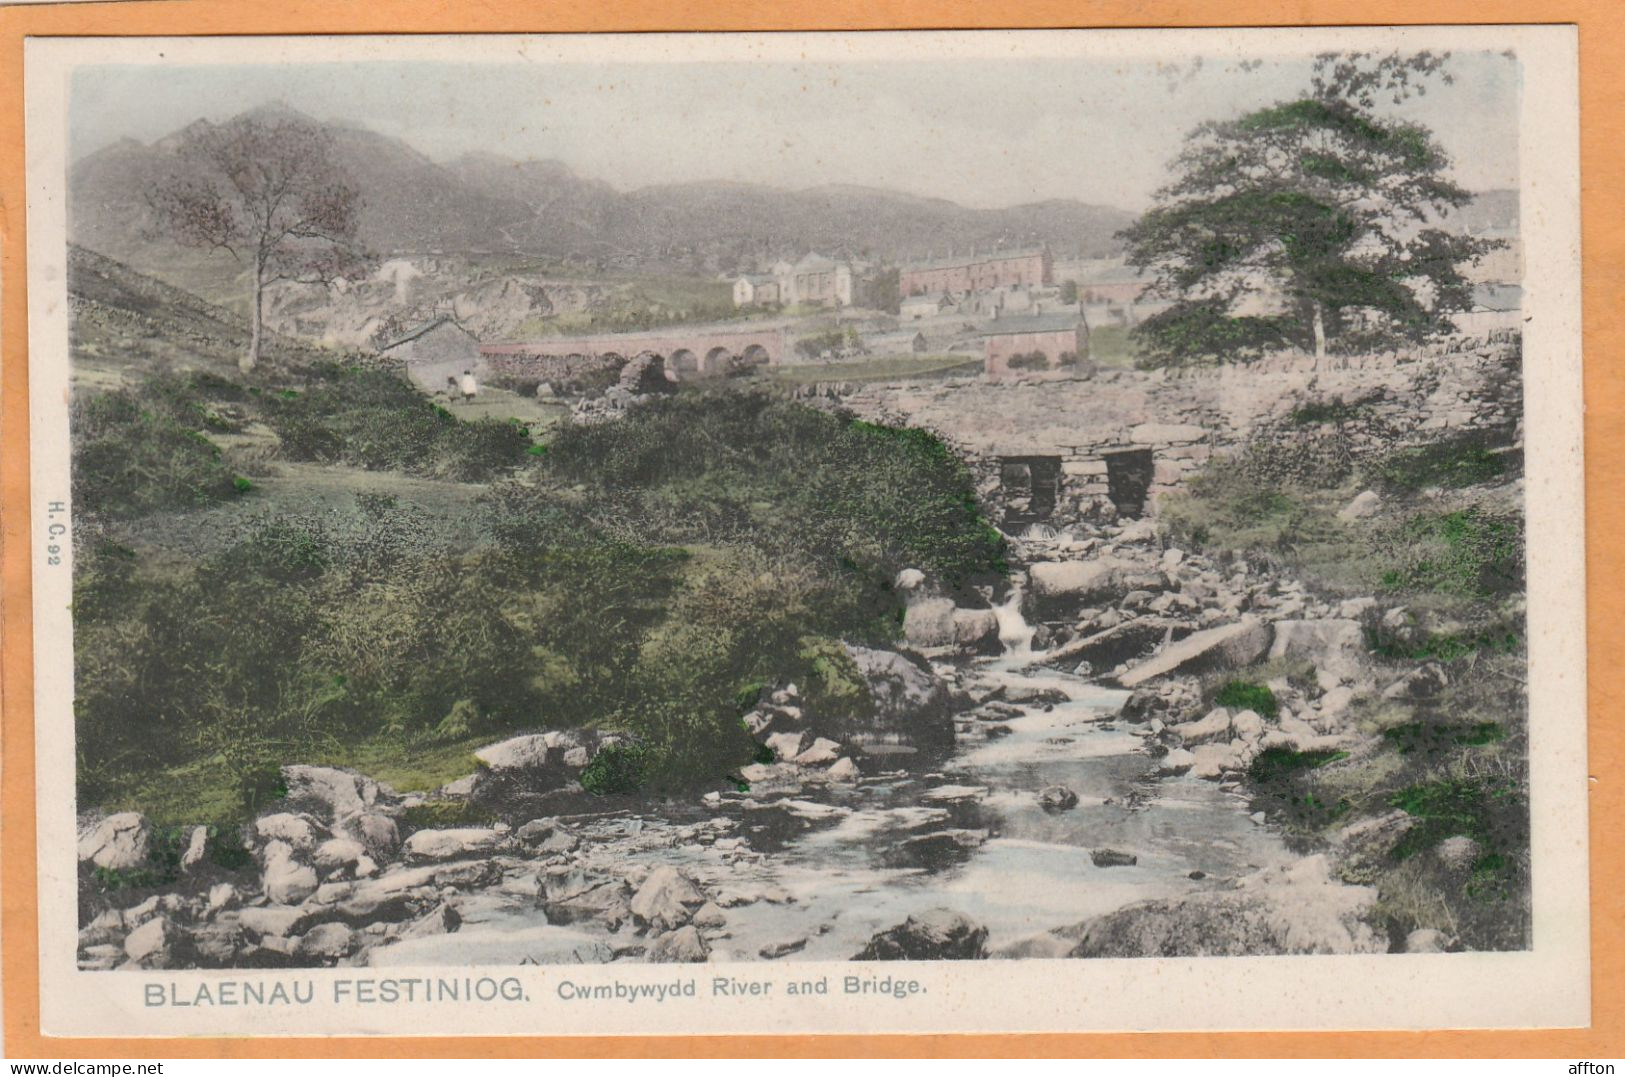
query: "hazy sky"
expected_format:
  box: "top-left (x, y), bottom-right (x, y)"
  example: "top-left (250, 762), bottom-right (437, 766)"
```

top-left (70, 50), bottom-right (1521, 211)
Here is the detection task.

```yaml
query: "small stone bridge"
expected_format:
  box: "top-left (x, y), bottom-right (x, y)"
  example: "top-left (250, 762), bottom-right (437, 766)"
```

top-left (481, 325), bottom-right (789, 381)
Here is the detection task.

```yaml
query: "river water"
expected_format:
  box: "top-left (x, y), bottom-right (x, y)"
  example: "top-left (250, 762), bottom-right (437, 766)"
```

top-left (372, 592), bottom-right (1295, 965)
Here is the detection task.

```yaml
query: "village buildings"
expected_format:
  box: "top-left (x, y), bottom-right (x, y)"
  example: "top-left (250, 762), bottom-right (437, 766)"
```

top-left (733, 253), bottom-right (863, 309)
top-left (899, 247), bottom-right (1053, 296)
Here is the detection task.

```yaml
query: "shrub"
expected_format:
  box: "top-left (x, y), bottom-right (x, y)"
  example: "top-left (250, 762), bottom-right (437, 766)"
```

top-left (579, 743), bottom-right (651, 796)
top-left (1213, 679), bottom-right (1279, 719)
top-left (1377, 509), bottom-right (1523, 597)
top-left (1006, 351), bottom-right (1050, 372)
top-left (72, 386), bottom-right (243, 519)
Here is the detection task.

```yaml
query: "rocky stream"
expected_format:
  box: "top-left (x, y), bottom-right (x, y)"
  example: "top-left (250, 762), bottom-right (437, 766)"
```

top-left (79, 518), bottom-right (1425, 971)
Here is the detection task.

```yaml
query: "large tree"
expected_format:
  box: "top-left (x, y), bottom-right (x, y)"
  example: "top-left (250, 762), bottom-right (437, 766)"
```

top-left (149, 111), bottom-right (367, 371)
top-left (1122, 52), bottom-right (1498, 367)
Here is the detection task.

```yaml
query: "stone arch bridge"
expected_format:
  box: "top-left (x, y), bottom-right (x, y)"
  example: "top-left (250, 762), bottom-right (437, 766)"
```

top-left (480, 325), bottom-right (789, 382)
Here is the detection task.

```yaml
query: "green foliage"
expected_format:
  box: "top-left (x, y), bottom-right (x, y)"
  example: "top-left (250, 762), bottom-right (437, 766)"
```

top-left (797, 635), bottom-right (876, 721)
top-left (1122, 57), bottom-right (1495, 367)
top-left (1213, 679), bottom-right (1279, 719)
top-left (72, 380), bottom-right (245, 519)
top-left (1006, 351), bottom-right (1051, 372)
top-left (539, 392), bottom-right (1006, 589)
top-left (1369, 430), bottom-right (1512, 491)
top-left (80, 393), bottom-right (998, 816)
top-left (263, 363), bottom-right (530, 481)
top-left (1382, 720), bottom-right (1505, 757)
top-left (1247, 746), bottom-right (1349, 785)
top-left (400, 799), bottom-right (495, 831)
top-left (1388, 777), bottom-right (1525, 864)
top-left (579, 743), bottom-right (652, 796)
top-left (1058, 279), bottom-right (1079, 304)
top-left (1377, 509), bottom-right (1523, 597)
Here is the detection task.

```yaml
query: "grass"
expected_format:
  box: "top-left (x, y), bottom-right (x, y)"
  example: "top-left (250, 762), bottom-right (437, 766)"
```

top-left (764, 355), bottom-right (984, 384)
top-left (1085, 324), bottom-right (1143, 369)
top-left (1212, 679), bottom-right (1279, 718)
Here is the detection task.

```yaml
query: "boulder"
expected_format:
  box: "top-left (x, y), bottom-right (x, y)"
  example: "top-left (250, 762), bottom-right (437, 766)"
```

top-left (1190, 742), bottom-right (1244, 781)
top-left (1230, 709), bottom-right (1266, 743)
top-left (474, 734), bottom-right (554, 771)
top-left (894, 568), bottom-right (926, 592)
top-left (1115, 618), bottom-right (1272, 689)
top-left (1037, 785), bottom-right (1080, 812)
top-left (648, 925), bottom-right (709, 963)
top-left (826, 758), bottom-right (860, 782)
top-left (1027, 559), bottom-right (1131, 607)
top-left (77, 813), bottom-right (153, 873)
top-left (239, 905), bottom-right (310, 938)
top-left (1268, 619), bottom-right (1367, 686)
top-left (951, 608), bottom-right (1002, 654)
top-left (123, 915), bottom-right (177, 966)
top-left (1169, 707), bottom-right (1232, 746)
top-left (1382, 663), bottom-right (1449, 700)
top-left (1435, 835), bottom-right (1483, 873)
top-left (515, 819), bottom-right (580, 854)
top-left (401, 827), bottom-right (505, 863)
top-left (345, 812), bottom-right (401, 858)
top-left (255, 813), bottom-right (325, 852)
top-left (539, 867), bottom-right (632, 928)
top-left (262, 848), bottom-right (319, 906)
top-left (312, 838), bottom-right (367, 875)
top-left (179, 826), bottom-right (211, 872)
top-left (400, 903), bottom-right (462, 940)
top-left (629, 866), bottom-right (708, 933)
top-left (296, 922), bottom-right (356, 961)
top-left (1154, 748), bottom-right (1196, 776)
top-left (794, 738), bottom-right (843, 767)
top-left (1338, 490), bottom-right (1382, 521)
top-left (764, 731), bottom-right (810, 762)
top-left (902, 596), bottom-right (958, 648)
top-left (1065, 855), bottom-right (1384, 957)
top-left (281, 765), bottom-right (392, 824)
top-left (854, 908), bottom-right (988, 961)
top-left (1404, 928), bottom-right (1451, 954)
top-left (690, 902), bottom-right (728, 929)
top-left (842, 645), bottom-right (953, 746)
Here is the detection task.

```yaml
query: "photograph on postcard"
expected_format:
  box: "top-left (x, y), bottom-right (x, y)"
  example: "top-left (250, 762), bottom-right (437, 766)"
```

top-left (24, 27), bottom-right (1587, 1036)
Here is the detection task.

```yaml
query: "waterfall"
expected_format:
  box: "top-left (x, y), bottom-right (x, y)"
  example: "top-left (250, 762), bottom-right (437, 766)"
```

top-left (992, 584), bottom-right (1042, 663)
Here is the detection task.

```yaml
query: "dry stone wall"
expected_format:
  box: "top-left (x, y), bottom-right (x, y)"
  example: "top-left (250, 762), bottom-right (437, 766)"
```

top-left (814, 332), bottom-right (1522, 526)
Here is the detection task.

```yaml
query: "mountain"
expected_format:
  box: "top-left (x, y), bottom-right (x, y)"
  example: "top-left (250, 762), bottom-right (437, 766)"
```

top-left (69, 108), bottom-right (1138, 274)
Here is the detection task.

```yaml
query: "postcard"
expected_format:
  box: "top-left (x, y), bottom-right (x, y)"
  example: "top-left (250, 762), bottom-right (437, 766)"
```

top-left (21, 24), bottom-right (1587, 1037)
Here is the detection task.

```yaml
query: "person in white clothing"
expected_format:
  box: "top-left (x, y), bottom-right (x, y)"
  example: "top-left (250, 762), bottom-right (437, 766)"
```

top-left (459, 369), bottom-right (477, 403)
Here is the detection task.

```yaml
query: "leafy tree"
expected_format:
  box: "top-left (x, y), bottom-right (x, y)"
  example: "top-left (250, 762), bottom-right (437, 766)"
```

top-left (869, 266), bottom-right (903, 314)
top-left (1122, 51), bottom-right (1498, 367)
top-left (149, 112), bottom-right (369, 371)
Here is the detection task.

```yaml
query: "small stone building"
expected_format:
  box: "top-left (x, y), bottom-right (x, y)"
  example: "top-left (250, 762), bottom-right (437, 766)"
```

top-left (378, 315), bottom-right (483, 392)
top-left (982, 314), bottom-right (1089, 379)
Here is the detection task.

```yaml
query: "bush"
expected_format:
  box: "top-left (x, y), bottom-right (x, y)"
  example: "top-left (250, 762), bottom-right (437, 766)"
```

top-left (579, 743), bottom-right (651, 796)
top-left (72, 384), bottom-right (244, 519)
top-left (1213, 679), bottom-right (1279, 718)
top-left (1006, 351), bottom-right (1050, 372)
top-left (263, 363), bottom-right (529, 481)
top-left (1377, 508), bottom-right (1523, 597)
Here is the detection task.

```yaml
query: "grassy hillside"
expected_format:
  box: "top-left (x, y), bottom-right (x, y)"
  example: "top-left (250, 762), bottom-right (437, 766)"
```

top-left (68, 257), bottom-right (1006, 826)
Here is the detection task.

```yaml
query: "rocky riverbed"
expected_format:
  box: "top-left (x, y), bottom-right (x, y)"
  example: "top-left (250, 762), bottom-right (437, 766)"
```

top-left (79, 510), bottom-right (1453, 971)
